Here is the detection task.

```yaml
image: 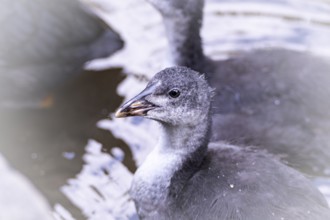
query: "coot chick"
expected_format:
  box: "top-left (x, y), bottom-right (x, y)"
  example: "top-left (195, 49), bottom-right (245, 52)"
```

top-left (115, 67), bottom-right (330, 220)
top-left (146, 0), bottom-right (330, 176)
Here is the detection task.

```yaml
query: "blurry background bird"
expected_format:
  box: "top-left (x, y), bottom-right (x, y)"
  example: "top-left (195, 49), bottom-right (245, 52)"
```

top-left (0, 0), bottom-right (123, 108)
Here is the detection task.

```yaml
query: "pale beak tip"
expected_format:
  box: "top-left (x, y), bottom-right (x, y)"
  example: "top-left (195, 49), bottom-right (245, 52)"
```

top-left (114, 108), bottom-right (126, 118)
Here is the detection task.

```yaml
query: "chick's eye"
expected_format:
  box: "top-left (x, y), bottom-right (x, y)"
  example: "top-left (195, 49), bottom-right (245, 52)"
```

top-left (168, 89), bottom-right (180, 98)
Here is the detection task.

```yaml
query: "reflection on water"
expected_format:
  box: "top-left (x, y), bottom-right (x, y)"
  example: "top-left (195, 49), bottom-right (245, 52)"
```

top-left (62, 140), bottom-right (137, 220)
top-left (1, 0), bottom-right (330, 219)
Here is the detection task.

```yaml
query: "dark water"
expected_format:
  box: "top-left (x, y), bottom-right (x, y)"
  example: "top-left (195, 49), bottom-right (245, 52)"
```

top-left (0, 68), bottom-right (136, 219)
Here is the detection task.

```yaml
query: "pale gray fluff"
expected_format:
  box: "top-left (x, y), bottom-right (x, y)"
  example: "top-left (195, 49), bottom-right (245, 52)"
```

top-left (147, 0), bottom-right (330, 176)
top-left (128, 67), bottom-right (330, 220)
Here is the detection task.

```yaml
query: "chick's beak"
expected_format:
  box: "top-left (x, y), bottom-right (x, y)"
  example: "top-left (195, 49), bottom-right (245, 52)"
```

top-left (115, 85), bottom-right (158, 118)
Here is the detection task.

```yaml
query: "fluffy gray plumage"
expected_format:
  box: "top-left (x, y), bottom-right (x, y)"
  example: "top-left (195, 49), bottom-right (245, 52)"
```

top-left (116, 67), bottom-right (330, 220)
top-left (147, 0), bottom-right (330, 176)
